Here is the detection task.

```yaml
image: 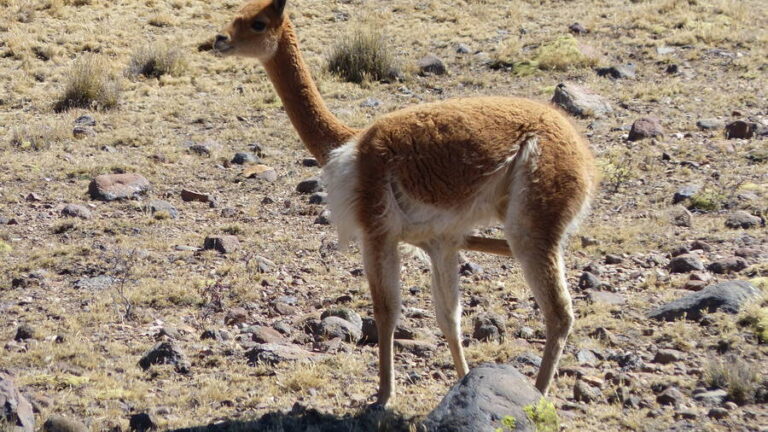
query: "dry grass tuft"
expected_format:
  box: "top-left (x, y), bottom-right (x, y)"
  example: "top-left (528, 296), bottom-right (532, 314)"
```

top-left (327, 28), bottom-right (396, 84)
top-left (705, 356), bottom-right (760, 405)
top-left (55, 55), bottom-right (120, 112)
top-left (127, 42), bottom-right (187, 78)
top-left (534, 35), bottom-right (600, 71)
top-left (9, 122), bottom-right (69, 151)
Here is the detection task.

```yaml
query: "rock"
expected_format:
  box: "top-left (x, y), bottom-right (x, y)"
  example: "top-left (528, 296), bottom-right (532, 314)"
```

top-left (60, 204), bottom-right (92, 220)
top-left (224, 307), bottom-right (248, 326)
top-left (724, 120), bottom-right (758, 139)
top-left (690, 240), bottom-right (713, 252)
top-left (74, 275), bottom-right (114, 291)
top-left (188, 142), bottom-right (213, 156)
top-left (696, 118), bottom-right (723, 130)
top-left (72, 126), bottom-right (94, 139)
top-left (359, 97), bottom-right (381, 108)
top-left (628, 117), bottom-right (663, 141)
top-left (669, 205), bottom-right (693, 227)
top-left (314, 209), bottom-right (331, 225)
top-left (320, 308), bottom-right (363, 330)
top-left (569, 22), bottom-right (588, 34)
top-left (578, 272), bottom-right (601, 290)
top-left (74, 115), bottom-right (96, 127)
top-left (708, 407), bottom-right (729, 419)
top-left (0, 372), bottom-right (35, 432)
top-left (725, 211), bottom-right (761, 229)
top-left (138, 341), bottom-right (190, 373)
top-left (14, 324), bottom-right (36, 341)
top-left (244, 343), bottom-right (317, 365)
top-left (653, 349), bottom-right (683, 364)
top-left (515, 352), bottom-right (542, 368)
top-left (243, 325), bottom-right (285, 344)
top-left (394, 339), bottom-right (436, 358)
top-left (472, 313), bottom-right (505, 342)
top-left (424, 364), bottom-right (545, 432)
top-left (648, 280), bottom-right (760, 321)
top-left (243, 164), bottom-right (278, 182)
top-left (89, 173), bottom-right (150, 201)
top-left (143, 200), bottom-right (178, 219)
top-left (203, 235), bottom-right (240, 254)
top-left (694, 389), bottom-right (727, 405)
top-left (668, 254), bottom-right (704, 273)
top-left (596, 63), bottom-right (636, 79)
top-left (308, 192), bottom-right (327, 205)
top-left (301, 158), bottom-right (319, 167)
top-left (231, 152), bottom-right (259, 164)
top-left (604, 254), bottom-right (623, 264)
top-left (586, 290), bottom-right (626, 306)
top-left (360, 318), bottom-right (415, 343)
top-left (296, 177), bottom-right (323, 194)
top-left (129, 413), bottom-right (156, 432)
top-left (180, 189), bottom-right (211, 203)
top-left (657, 387), bottom-right (684, 406)
top-left (675, 407), bottom-right (698, 420)
top-left (460, 261), bottom-right (483, 276)
top-left (551, 83), bottom-right (612, 118)
top-left (317, 316), bottom-right (362, 343)
top-left (580, 236), bottom-right (599, 247)
top-left (42, 416), bottom-right (87, 432)
top-left (707, 257), bottom-right (747, 274)
top-left (455, 43), bottom-right (471, 54)
top-left (574, 380), bottom-right (602, 403)
top-left (418, 54), bottom-right (447, 75)
top-left (576, 349), bottom-right (599, 366)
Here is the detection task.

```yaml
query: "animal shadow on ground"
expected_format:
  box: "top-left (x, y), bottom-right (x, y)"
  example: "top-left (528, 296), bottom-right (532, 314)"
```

top-left (167, 402), bottom-right (419, 432)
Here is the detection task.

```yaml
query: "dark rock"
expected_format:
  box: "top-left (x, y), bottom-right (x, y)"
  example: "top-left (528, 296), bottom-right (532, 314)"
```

top-left (551, 83), bottom-right (612, 118)
top-left (596, 63), bottom-right (636, 79)
top-left (653, 349), bottom-right (683, 364)
top-left (317, 316), bottom-right (361, 343)
top-left (604, 254), bottom-right (623, 264)
top-left (580, 236), bottom-right (599, 247)
top-left (138, 341), bottom-right (190, 373)
top-left (455, 43), bottom-right (471, 54)
top-left (129, 413), bottom-right (156, 432)
top-left (628, 117), bottom-right (663, 141)
top-left (60, 204), bottom-right (92, 220)
top-left (734, 247), bottom-right (760, 258)
top-left (42, 416), bottom-right (87, 432)
top-left (578, 272), bottom-right (601, 290)
top-left (725, 211), bottom-right (761, 229)
top-left (472, 313), bottom-right (505, 342)
top-left (301, 158), bottom-right (319, 167)
top-left (657, 387), bottom-right (684, 406)
top-left (0, 372), bottom-right (35, 432)
top-left (675, 408), bottom-right (698, 420)
top-left (72, 126), bottom-right (94, 139)
top-left (89, 174), bottom-right (150, 201)
top-left (514, 352), bottom-right (542, 367)
top-left (231, 152), bottom-right (259, 165)
top-left (707, 257), bottom-right (747, 274)
top-left (725, 120), bottom-right (758, 139)
top-left (668, 254), bottom-right (704, 273)
top-left (690, 240), bottom-right (713, 252)
top-left (308, 192), bottom-right (327, 205)
top-left (74, 115), bottom-right (96, 127)
top-left (696, 118), bottom-right (723, 130)
top-left (14, 324), bottom-right (36, 341)
top-left (244, 343), bottom-right (317, 365)
top-left (418, 54), bottom-right (447, 75)
top-left (673, 185), bottom-right (700, 204)
top-left (200, 329), bottom-right (224, 341)
top-left (460, 261), bottom-right (483, 276)
top-left (144, 200), bottom-right (178, 219)
top-left (296, 177), bottom-right (323, 194)
top-left (708, 407), bottom-right (729, 419)
top-left (360, 318), bottom-right (415, 343)
top-left (394, 340), bottom-right (436, 358)
top-left (648, 280), bottom-right (760, 321)
top-left (424, 364), bottom-right (544, 432)
top-left (180, 189), bottom-right (210, 203)
top-left (203, 235), bottom-right (240, 254)
top-left (188, 142), bottom-right (213, 156)
top-left (569, 22), bottom-right (588, 34)
top-left (574, 380), bottom-right (602, 403)
top-left (314, 209), bottom-right (331, 225)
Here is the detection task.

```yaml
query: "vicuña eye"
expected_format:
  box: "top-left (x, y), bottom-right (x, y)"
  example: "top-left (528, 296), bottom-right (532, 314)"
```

top-left (251, 21), bottom-right (267, 32)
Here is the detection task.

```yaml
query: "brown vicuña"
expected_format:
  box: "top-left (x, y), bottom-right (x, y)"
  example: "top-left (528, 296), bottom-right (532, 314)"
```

top-left (214, 0), bottom-right (597, 407)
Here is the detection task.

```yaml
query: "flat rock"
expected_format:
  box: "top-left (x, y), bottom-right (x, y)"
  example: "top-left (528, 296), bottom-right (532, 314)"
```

top-left (0, 372), bottom-right (35, 432)
top-left (707, 256), bottom-right (747, 274)
top-left (648, 280), bottom-right (760, 321)
top-left (628, 117), bottom-right (663, 141)
top-left (668, 254), bottom-right (704, 273)
top-left (320, 308), bottom-right (363, 330)
top-left (696, 118), bottom-right (723, 130)
top-left (144, 200), bottom-right (178, 219)
top-left (180, 189), bottom-right (211, 203)
top-left (60, 204), bottom-right (92, 220)
top-left (424, 364), bottom-right (544, 432)
top-left (394, 339), bottom-right (436, 358)
top-left (551, 83), bottom-right (612, 118)
top-left (89, 173), bottom-right (150, 201)
top-left (725, 211), bottom-right (761, 229)
top-left (296, 177), bottom-right (323, 194)
top-left (653, 349), bottom-right (683, 364)
top-left (694, 389), bottom-right (727, 405)
top-left (244, 343), bottom-right (318, 365)
top-left (42, 416), bottom-right (87, 432)
top-left (243, 164), bottom-right (277, 182)
top-left (138, 341), bottom-right (190, 373)
top-left (657, 387), bottom-right (684, 406)
top-left (596, 63), bottom-right (636, 79)
top-left (586, 290), bottom-right (626, 306)
top-left (231, 152), bottom-right (259, 164)
top-left (242, 325), bottom-right (285, 344)
top-left (418, 54), bottom-right (447, 76)
top-left (203, 235), bottom-right (240, 254)
top-left (317, 316), bottom-right (362, 343)
top-left (73, 275), bottom-right (114, 291)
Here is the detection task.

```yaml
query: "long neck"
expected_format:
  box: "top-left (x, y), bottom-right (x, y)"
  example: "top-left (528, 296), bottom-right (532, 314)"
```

top-left (263, 20), bottom-right (357, 166)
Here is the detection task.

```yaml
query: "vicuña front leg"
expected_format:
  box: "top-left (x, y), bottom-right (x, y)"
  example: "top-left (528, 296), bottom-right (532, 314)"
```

top-left (424, 241), bottom-right (469, 378)
top-left (362, 235), bottom-right (402, 407)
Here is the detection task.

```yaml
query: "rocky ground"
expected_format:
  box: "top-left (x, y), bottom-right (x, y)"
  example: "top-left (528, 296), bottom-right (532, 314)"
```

top-left (1, 0), bottom-right (767, 431)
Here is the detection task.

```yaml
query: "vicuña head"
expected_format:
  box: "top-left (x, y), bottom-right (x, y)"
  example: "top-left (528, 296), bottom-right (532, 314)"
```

top-left (214, 0), bottom-right (597, 408)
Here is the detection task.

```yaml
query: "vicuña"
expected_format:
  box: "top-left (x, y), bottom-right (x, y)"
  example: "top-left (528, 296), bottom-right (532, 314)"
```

top-left (214, 0), bottom-right (596, 407)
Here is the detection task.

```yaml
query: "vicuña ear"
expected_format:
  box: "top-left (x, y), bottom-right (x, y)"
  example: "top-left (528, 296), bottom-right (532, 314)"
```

top-left (272, 0), bottom-right (286, 16)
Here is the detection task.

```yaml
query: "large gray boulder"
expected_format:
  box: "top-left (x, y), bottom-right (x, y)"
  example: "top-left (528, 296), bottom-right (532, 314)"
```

top-left (648, 281), bottom-right (760, 321)
top-left (0, 372), bottom-right (35, 432)
top-left (424, 364), bottom-right (550, 432)
top-left (551, 83), bottom-right (612, 118)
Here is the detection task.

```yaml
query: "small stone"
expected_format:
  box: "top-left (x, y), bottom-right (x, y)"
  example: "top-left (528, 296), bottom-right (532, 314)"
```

top-left (89, 173), bottom-right (150, 201)
top-left (320, 308), bottom-right (363, 329)
top-left (296, 177), bottom-right (323, 194)
top-left (394, 339), bottom-right (436, 357)
top-left (708, 407), bottom-right (729, 419)
top-left (515, 352), bottom-right (542, 367)
top-left (72, 126), bottom-right (94, 139)
top-left (14, 324), bottom-right (36, 341)
top-left (308, 192), bottom-right (327, 205)
top-left (580, 236), bottom-right (599, 247)
top-left (735, 247), bottom-right (760, 258)
top-left (42, 416), bottom-right (87, 432)
top-left (317, 316), bottom-right (362, 343)
top-left (569, 22), bottom-right (588, 34)
top-left (725, 211), bottom-right (761, 229)
top-left (668, 254), bottom-right (704, 273)
top-left (231, 152), bottom-right (259, 164)
top-left (669, 205), bottom-right (693, 227)
top-left (725, 120), bottom-right (758, 139)
top-left (243, 325), bottom-right (285, 344)
top-left (73, 275), bottom-right (115, 291)
top-left (455, 43), bottom-right (471, 54)
top-left (74, 115), bottom-right (96, 127)
top-left (576, 349), bottom-right (599, 366)
top-left (144, 200), bottom-right (178, 219)
top-left (61, 204), bottom-right (92, 220)
top-left (224, 307), bottom-right (248, 326)
top-left (653, 349), bottom-right (683, 364)
top-left (605, 254), bottom-right (623, 264)
top-left (472, 313), bottom-right (505, 342)
top-left (244, 343), bottom-right (317, 365)
top-left (418, 54), bottom-right (447, 75)
top-left (578, 271), bottom-right (601, 290)
top-left (302, 158), bottom-right (319, 167)
top-left (696, 119), bottom-right (723, 130)
top-left (573, 380), bottom-right (602, 403)
top-left (188, 142), bottom-right (213, 156)
top-left (242, 164), bottom-right (278, 182)
top-left (203, 235), bottom-right (240, 254)
top-left (129, 413), bottom-right (156, 432)
top-left (180, 189), bottom-right (210, 203)
top-left (628, 117), bottom-right (664, 141)
top-left (657, 387), bottom-right (684, 406)
top-left (675, 408), bottom-right (698, 420)
top-left (138, 341), bottom-right (190, 373)
top-left (690, 240), bottom-right (713, 252)
top-left (359, 98), bottom-right (381, 108)
top-left (586, 290), bottom-right (626, 306)
top-left (314, 209), bottom-right (331, 225)
top-left (673, 185), bottom-right (700, 204)
top-left (707, 257), bottom-right (747, 274)
top-left (694, 389), bottom-right (727, 405)
top-left (551, 83), bottom-right (612, 118)
top-left (596, 63), bottom-right (636, 79)
top-left (459, 261), bottom-right (483, 276)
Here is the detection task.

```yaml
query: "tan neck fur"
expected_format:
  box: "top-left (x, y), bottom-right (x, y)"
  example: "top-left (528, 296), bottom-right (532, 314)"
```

top-left (263, 19), bottom-right (358, 166)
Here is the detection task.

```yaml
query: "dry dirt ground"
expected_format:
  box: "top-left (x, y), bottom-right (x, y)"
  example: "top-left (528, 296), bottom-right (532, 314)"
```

top-left (1, 0), bottom-right (767, 431)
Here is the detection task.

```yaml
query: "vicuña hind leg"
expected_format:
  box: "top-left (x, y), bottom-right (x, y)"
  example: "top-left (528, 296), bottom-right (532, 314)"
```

top-left (506, 231), bottom-right (573, 395)
top-left (362, 235), bottom-right (401, 406)
top-left (423, 240), bottom-right (469, 378)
